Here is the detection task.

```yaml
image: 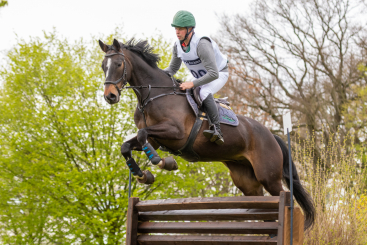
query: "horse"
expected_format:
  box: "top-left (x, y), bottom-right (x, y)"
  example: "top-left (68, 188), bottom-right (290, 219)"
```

top-left (98, 38), bottom-right (315, 230)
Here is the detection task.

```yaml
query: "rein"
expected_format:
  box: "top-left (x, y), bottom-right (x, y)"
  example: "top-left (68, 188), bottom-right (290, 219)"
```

top-left (127, 76), bottom-right (187, 128)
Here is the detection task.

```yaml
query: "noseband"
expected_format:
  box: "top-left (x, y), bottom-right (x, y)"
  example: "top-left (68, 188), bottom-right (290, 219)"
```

top-left (103, 46), bottom-right (127, 96)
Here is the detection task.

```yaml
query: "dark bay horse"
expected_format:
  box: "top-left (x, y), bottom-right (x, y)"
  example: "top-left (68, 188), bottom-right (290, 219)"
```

top-left (99, 39), bottom-right (315, 229)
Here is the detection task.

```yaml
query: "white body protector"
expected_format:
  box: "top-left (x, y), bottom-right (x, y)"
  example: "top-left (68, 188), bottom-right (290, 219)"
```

top-left (175, 33), bottom-right (227, 80)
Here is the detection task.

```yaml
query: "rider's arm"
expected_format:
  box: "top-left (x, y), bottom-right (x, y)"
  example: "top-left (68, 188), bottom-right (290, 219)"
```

top-left (193, 38), bottom-right (219, 88)
top-left (164, 45), bottom-right (182, 75)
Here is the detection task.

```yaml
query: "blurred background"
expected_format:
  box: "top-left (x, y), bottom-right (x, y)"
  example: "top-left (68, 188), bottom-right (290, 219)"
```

top-left (0, 0), bottom-right (366, 244)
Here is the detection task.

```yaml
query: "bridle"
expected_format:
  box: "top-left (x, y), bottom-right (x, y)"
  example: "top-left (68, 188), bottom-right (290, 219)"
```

top-left (102, 45), bottom-right (188, 127)
top-left (103, 46), bottom-right (127, 96)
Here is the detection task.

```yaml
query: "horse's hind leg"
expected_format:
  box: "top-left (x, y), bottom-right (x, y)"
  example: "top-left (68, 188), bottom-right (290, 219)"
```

top-left (248, 154), bottom-right (285, 238)
top-left (249, 150), bottom-right (285, 197)
top-left (225, 160), bottom-right (278, 238)
top-left (224, 160), bottom-right (263, 196)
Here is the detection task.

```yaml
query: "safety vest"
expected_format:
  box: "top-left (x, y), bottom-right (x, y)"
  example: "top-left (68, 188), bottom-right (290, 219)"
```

top-left (175, 33), bottom-right (227, 79)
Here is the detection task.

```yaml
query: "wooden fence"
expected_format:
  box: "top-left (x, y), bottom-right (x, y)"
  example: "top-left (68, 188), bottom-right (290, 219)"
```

top-left (126, 191), bottom-right (304, 245)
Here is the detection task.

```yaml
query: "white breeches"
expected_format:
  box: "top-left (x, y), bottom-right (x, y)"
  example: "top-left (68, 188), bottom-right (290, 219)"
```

top-left (199, 72), bottom-right (229, 100)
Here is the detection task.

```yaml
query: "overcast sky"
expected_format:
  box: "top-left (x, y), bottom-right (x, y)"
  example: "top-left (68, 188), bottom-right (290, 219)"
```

top-left (0, 0), bottom-right (252, 61)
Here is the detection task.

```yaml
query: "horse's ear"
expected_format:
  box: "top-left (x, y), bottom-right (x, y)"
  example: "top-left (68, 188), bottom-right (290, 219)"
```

top-left (113, 39), bottom-right (121, 51)
top-left (99, 40), bottom-right (108, 53)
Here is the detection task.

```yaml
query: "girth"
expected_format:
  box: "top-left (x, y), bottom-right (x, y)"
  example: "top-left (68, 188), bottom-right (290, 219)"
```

top-left (158, 109), bottom-right (206, 162)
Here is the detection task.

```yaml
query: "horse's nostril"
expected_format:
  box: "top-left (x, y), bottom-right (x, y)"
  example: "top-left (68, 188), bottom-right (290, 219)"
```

top-left (107, 92), bottom-right (117, 102)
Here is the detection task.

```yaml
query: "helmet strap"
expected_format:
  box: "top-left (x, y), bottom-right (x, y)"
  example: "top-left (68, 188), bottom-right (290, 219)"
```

top-left (181, 27), bottom-right (194, 45)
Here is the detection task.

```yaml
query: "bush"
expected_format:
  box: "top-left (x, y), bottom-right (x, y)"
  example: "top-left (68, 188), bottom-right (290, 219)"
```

top-left (292, 130), bottom-right (367, 244)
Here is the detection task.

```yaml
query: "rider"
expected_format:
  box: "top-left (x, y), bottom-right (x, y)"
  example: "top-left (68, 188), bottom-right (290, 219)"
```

top-left (164, 10), bottom-right (229, 145)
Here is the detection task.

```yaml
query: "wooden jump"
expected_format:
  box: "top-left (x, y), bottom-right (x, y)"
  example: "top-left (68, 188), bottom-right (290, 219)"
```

top-left (126, 191), bottom-right (304, 245)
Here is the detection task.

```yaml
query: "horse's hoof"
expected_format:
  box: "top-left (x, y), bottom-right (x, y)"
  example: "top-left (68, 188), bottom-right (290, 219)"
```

top-left (159, 156), bottom-right (178, 171)
top-left (137, 170), bottom-right (155, 184)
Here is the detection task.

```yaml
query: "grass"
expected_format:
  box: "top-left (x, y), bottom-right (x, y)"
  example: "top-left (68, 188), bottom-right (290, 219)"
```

top-left (292, 130), bottom-right (367, 245)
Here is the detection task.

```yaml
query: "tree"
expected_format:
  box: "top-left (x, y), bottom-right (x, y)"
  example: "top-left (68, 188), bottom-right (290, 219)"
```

top-left (0, 0), bottom-right (8, 8)
top-left (218, 0), bottom-right (367, 167)
top-left (0, 30), bottom-right (235, 244)
top-left (0, 31), bottom-right (135, 244)
top-left (343, 60), bottom-right (367, 168)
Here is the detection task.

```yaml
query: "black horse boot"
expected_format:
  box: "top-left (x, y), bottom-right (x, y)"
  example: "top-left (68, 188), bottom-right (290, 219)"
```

top-left (202, 94), bottom-right (224, 145)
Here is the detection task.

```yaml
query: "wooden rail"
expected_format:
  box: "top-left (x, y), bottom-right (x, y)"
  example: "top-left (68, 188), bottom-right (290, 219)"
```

top-left (126, 191), bottom-right (304, 245)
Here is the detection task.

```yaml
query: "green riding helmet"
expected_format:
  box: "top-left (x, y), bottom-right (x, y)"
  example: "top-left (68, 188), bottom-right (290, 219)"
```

top-left (171, 10), bottom-right (196, 28)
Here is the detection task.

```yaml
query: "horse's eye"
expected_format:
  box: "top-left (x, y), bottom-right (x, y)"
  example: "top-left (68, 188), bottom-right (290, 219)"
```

top-left (118, 64), bottom-right (122, 67)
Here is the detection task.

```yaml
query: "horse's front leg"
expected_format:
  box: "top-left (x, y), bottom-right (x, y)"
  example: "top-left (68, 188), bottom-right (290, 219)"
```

top-left (121, 136), bottom-right (155, 184)
top-left (137, 122), bottom-right (183, 171)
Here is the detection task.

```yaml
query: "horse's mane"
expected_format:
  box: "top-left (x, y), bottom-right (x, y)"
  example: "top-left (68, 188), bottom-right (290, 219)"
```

top-left (121, 39), bottom-right (160, 69)
top-left (119, 39), bottom-right (184, 84)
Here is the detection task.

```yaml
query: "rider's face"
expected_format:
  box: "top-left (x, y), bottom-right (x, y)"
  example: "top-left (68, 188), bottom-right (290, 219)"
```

top-left (175, 27), bottom-right (191, 41)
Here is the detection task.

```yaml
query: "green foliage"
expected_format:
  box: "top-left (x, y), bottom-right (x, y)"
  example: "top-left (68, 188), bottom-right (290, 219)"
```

top-left (342, 63), bottom-right (367, 176)
top-left (293, 130), bottom-right (367, 244)
top-left (0, 31), bottom-right (133, 244)
top-left (0, 31), bottom-right (234, 244)
top-left (0, 0), bottom-right (8, 8)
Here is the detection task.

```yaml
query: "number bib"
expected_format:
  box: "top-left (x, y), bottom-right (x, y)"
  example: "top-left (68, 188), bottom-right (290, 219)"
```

top-left (176, 33), bottom-right (227, 79)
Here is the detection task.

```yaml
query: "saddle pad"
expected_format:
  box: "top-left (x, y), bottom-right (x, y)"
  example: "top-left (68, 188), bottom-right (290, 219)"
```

top-left (186, 90), bottom-right (239, 127)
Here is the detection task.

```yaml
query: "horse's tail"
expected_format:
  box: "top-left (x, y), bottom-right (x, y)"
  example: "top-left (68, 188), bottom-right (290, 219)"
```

top-left (273, 134), bottom-right (315, 230)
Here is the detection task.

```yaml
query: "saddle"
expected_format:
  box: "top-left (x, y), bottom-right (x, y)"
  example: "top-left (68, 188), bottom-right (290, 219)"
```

top-left (188, 87), bottom-right (239, 127)
top-left (159, 85), bottom-right (238, 162)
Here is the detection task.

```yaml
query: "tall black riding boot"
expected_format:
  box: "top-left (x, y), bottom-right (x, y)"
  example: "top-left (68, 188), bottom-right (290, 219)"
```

top-left (202, 94), bottom-right (224, 145)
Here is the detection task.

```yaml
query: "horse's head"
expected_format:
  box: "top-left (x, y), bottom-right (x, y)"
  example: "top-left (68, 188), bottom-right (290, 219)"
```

top-left (99, 39), bottom-right (127, 104)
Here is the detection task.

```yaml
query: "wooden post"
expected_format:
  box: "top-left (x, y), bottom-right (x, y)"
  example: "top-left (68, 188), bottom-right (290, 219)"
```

top-left (284, 207), bottom-right (304, 245)
top-left (126, 197), bottom-right (139, 245)
top-left (277, 191), bottom-right (290, 245)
